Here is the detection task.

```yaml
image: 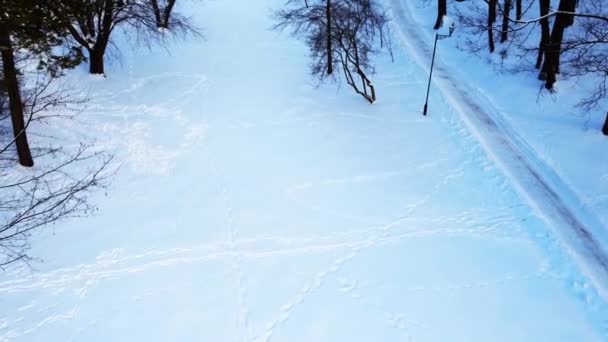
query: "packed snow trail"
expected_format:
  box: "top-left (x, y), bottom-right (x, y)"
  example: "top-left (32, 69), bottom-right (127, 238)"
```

top-left (1, 0), bottom-right (608, 341)
top-left (389, 0), bottom-right (608, 301)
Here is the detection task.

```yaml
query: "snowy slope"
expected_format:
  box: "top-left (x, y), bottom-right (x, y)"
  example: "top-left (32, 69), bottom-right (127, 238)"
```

top-left (389, 0), bottom-right (608, 302)
top-left (399, 0), bottom-right (608, 244)
top-left (1, 0), bottom-right (608, 341)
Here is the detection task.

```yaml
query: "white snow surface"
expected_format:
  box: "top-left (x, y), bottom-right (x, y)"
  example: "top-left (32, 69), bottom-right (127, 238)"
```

top-left (1, 0), bottom-right (608, 341)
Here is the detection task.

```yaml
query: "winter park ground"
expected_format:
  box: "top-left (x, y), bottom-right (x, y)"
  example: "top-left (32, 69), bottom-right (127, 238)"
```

top-left (2, 0), bottom-right (608, 341)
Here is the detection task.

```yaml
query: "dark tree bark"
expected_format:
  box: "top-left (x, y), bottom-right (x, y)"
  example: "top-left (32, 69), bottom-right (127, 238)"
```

top-left (603, 112), bottom-right (608, 136)
top-left (0, 20), bottom-right (34, 167)
top-left (149, 0), bottom-right (177, 28)
top-left (516, 0), bottom-right (522, 20)
top-left (501, 0), bottom-right (512, 43)
top-left (274, 0), bottom-right (390, 103)
top-left (434, 0), bottom-right (447, 30)
top-left (542, 0), bottom-right (577, 89)
top-left (150, 0), bottom-right (163, 27)
top-left (488, 0), bottom-right (497, 53)
top-left (88, 46), bottom-right (107, 75)
top-left (162, 0), bottom-right (177, 28)
top-left (326, 0), bottom-right (333, 75)
top-left (58, 0), bottom-right (131, 75)
top-left (536, 0), bottom-right (551, 71)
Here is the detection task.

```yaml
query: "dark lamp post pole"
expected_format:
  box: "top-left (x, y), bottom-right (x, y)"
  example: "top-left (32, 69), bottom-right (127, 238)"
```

top-left (423, 22), bottom-right (455, 116)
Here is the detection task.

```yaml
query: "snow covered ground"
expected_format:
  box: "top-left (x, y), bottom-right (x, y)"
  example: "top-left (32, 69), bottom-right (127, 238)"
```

top-left (402, 1), bottom-right (608, 232)
top-left (391, 0), bottom-right (608, 308)
top-left (1, 0), bottom-right (608, 341)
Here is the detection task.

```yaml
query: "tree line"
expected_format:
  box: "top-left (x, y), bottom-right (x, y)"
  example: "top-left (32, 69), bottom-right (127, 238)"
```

top-left (0, 0), bottom-right (197, 267)
top-left (274, 0), bottom-right (607, 131)
top-left (433, 0), bottom-right (607, 117)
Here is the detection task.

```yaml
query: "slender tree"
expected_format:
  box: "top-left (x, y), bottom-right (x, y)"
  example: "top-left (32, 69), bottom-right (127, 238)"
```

top-left (0, 0), bottom-right (83, 167)
top-left (275, 0), bottom-right (391, 103)
top-left (0, 20), bottom-right (33, 167)
top-left (488, 0), bottom-right (497, 53)
top-left (51, 0), bottom-right (129, 75)
top-left (326, 0), bottom-right (333, 74)
top-left (501, 0), bottom-right (512, 43)
top-left (536, 0), bottom-right (551, 71)
top-left (541, 0), bottom-right (577, 89)
top-left (516, 0), bottom-right (523, 20)
top-left (55, 0), bottom-right (198, 75)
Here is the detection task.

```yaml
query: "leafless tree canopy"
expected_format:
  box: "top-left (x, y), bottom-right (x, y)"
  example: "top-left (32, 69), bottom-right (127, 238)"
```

top-left (0, 1), bottom-right (206, 268)
top-left (275, 0), bottom-right (392, 103)
top-left (0, 145), bottom-right (113, 267)
top-left (51, 0), bottom-right (199, 74)
top-left (451, 0), bottom-right (607, 111)
top-left (0, 76), bottom-right (114, 267)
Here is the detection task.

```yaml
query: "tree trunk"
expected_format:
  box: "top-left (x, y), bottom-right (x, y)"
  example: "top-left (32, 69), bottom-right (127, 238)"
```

top-left (162, 0), bottom-right (177, 28)
top-left (536, 0), bottom-right (550, 72)
top-left (542, 0), bottom-right (576, 89)
top-left (149, 0), bottom-right (163, 28)
top-left (602, 112), bottom-right (608, 136)
top-left (326, 0), bottom-right (333, 75)
top-left (88, 35), bottom-right (110, 75)
top-left (88, 48), bottom-right (105, 74)
top-left (88, 0), bottom-right (113, 75)
top-left (0, 20), bottom-right (34, 167)
top-left (488, 0), bottom-right (497, 53)
top-left (516, 0), bottom-right (522, 20)
top-left (501, 0), bottom-right (512, 43)
top-left (434, 0), bottom-right (447, 30)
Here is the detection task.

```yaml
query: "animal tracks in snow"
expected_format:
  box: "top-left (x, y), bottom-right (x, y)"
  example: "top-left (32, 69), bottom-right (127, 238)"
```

top-left (0, 212), bottom-right (540, 341)
top-left (74, 72), bottom-right (209, 176)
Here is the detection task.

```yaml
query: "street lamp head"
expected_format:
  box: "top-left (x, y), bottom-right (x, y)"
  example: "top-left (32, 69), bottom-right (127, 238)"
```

top-left (438, 16), bottom-right (456, 38)
top-left (449, 22), bottom-right (456, 36)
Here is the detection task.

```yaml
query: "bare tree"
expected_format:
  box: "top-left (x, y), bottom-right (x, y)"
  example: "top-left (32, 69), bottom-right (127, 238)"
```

top-left (516, 0), bottom-right (523, 20)
top-left (0, 146), bottom-right (112, 267)
top-left (489, 0), bottom-right (498, 52)
top-left (501, 0), bottom-right (512, 43)
top-left (540, 0), bottom-right (577, 89)
top-left (452, 0), bottom-right (608, 127)
top-left (326, 0), bottom-right (333, 74)
top-left (53, 0), bottom-right (198, 75)
top-left (275, 0), bottom-right (391, 103)
top-left (454, 0), bottom-right (522, 56)
top-left (0, 21), bottom-right (33, 167)
top-left (0, 73), bottom-right (114, 267)
top-left (0, 0), bottom-right (86, 167)
top-left (536, 0), bottom-right (551, 70)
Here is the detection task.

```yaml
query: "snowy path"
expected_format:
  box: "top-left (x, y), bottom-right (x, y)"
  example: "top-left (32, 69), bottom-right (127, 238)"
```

top-left (1, 0), bottom-right (608, 341)
top-left (389, 0), bottom-right (608, 301)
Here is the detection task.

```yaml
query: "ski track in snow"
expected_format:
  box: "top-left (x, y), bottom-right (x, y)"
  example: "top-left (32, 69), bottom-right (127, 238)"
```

top-left (388, 0), bottom-right (608, 301)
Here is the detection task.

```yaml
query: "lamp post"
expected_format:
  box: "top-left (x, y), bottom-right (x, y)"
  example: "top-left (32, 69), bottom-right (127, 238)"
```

top-left (423, 22), bottom-right (455, 116)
